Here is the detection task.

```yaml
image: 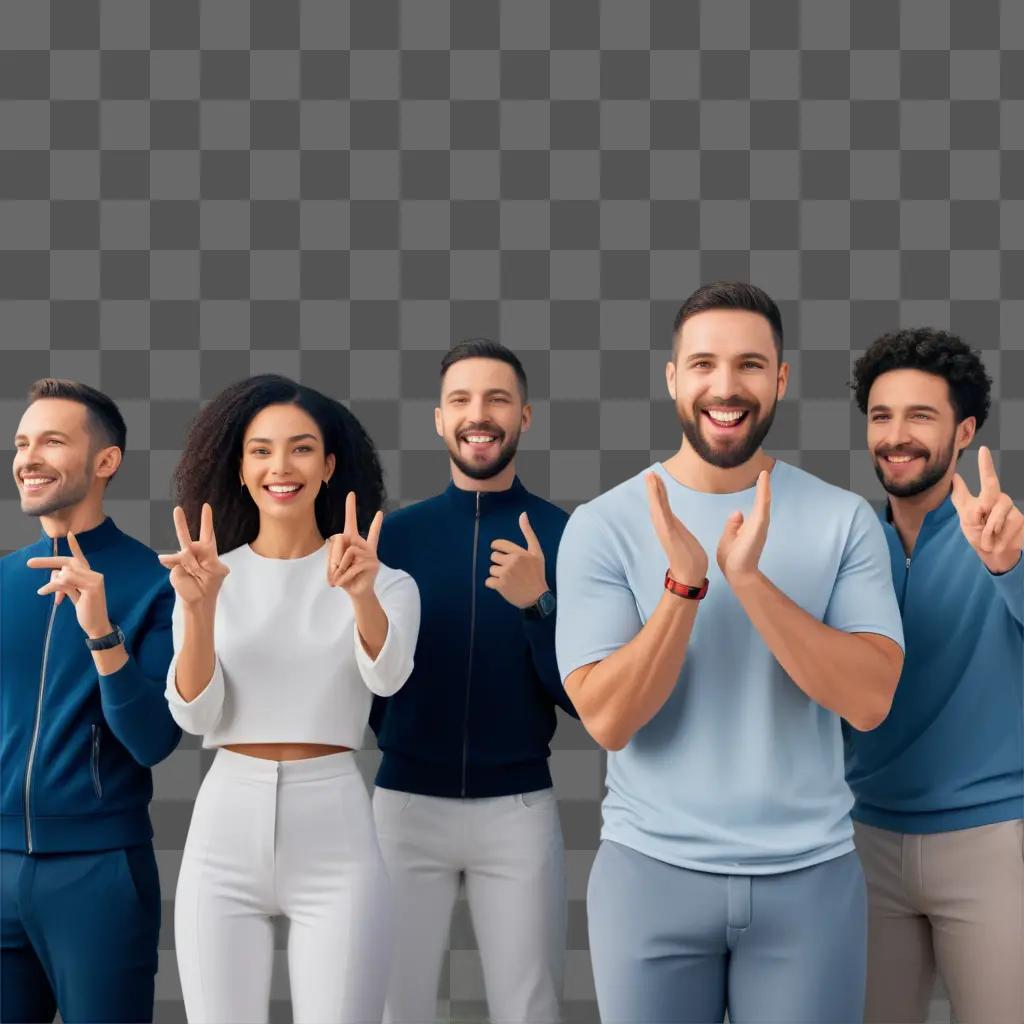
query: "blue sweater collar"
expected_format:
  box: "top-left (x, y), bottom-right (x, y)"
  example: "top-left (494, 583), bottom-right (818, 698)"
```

top-left (884, 490), bottom-right (957, 530)
top-left (444, 476), bottom-right (528, 515)
top-left (36, 516), bottom-right (121, 556)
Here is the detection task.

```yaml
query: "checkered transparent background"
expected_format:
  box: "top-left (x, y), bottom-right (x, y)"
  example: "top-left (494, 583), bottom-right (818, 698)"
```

top-left (2, 2), bottom-right (1022, 1020)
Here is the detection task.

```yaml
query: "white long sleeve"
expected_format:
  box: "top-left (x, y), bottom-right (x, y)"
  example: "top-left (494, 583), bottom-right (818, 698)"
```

top-left (164, 595), bottom-right (226, 735)
top-left (162, 541), bottom-right (420, 747)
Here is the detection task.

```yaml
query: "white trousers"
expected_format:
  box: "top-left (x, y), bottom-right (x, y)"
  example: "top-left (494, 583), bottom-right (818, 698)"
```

top-left (175, 749), bottom-right (392, 1024)
top-left (372, 787), bottom-right (566, 1024)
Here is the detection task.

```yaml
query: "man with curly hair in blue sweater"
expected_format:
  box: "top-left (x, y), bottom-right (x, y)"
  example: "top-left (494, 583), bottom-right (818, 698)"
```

top-left (846, 328), bottom-right (1023, 1024)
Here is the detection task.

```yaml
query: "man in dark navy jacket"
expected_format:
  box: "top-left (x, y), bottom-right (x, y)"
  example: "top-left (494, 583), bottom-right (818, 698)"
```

top-left (370, 339), bottom-right (577, 1024)
top-left (1, 379), bottom-right (180, 1024)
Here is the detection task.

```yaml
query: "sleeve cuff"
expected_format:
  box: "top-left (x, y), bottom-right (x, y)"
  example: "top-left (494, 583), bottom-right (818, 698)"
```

top-left (164, 654), bottom-right (226, 735)
top-left (353, 614), bottom-right (413, 697)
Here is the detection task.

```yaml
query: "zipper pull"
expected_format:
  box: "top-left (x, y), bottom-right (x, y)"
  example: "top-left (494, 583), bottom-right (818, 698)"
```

top-left (905, 557), bottom-right (911, 569)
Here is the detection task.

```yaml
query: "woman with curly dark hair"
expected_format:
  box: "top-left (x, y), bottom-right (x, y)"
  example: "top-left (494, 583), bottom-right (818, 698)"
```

top-left (161, 375), bottom-right (420, 1024)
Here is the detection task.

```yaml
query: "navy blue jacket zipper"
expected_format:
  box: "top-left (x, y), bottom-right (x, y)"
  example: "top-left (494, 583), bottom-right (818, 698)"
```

top-left (461, 493), bottom-right (481, 797)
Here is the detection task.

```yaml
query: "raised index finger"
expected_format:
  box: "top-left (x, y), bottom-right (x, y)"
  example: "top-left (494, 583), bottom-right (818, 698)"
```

top-left (343, 491), bottom-right (358, 537)
top-left (199, 502), bottom-right (215, 546)
top-left (173, 505), bottom-right (194, 551)
top-left (978, 446), bottom-right (1000, 499)
top-left (66, 530), bottom-right (90, 568)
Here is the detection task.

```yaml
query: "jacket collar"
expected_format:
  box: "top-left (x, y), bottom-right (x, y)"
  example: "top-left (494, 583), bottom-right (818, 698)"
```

top-left (444, 476), bottom-right (529, 515)
top-left (884, 490), bottom-right (957, 530)
top-left (37, 516), bottom-right (121, 556)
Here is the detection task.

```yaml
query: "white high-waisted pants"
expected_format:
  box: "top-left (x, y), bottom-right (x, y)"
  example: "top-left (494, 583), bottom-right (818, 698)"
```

top-left (372, 787), bottom-right (566, 1024)
top-left (175, 749), bottom-right (392, 1024)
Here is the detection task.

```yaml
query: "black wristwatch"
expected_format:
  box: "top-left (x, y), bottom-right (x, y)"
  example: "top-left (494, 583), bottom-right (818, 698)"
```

top-left (85, 624), bottom-right (125, 651)
top-left (523, 590), bottom-right (556, 620)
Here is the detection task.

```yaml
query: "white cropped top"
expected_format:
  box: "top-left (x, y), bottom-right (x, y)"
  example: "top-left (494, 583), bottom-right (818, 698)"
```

top-left (164, 541), bottom-right (420, 748)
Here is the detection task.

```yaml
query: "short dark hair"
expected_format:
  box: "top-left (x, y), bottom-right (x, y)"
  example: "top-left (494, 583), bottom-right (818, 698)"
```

top-left (672, 281), bottom-right (784, 358)
top-left (28, 378), bottom-right (127, 454)
top-left (440, 338), bottom-right (528, 401)
top-left (851, 328), bottom-right (992, 430)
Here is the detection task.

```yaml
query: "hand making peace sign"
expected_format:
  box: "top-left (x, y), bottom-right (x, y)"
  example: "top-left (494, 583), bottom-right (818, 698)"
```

top-left (327, 490), bottom-right (384, 600)
top-left (158, 503), bottom-right (231, 606)
top-left (27, 531), bottom-right (115, 639)
top-left (951, 446), bottom-right (1024, 575)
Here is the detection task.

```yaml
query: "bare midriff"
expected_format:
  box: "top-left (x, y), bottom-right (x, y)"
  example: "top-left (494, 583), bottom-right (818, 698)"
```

top-left (223, 742), bottom-right (353, 761)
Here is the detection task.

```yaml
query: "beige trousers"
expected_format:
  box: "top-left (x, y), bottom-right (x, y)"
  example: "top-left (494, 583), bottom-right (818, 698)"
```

top-left (853, 818), bottom-right (1024, 1024)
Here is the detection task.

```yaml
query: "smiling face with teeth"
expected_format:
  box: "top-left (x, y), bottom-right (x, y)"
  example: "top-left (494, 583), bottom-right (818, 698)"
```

top-left (867, 368), bottom-right (974, 499)
top-left (668, 309), bottom-right (788, 471)
top-left (436, 357), bottom-right (531, 487)
top-left (240, 403), bottom-right (336, 526)
top-left (13, 398), bottom-right (118, 520)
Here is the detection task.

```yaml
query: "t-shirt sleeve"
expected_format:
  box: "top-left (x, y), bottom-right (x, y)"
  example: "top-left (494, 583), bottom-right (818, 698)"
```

top-left (823, 497), bottom-right (905, 650)
top-left (555, 503), bottom-right (644, 682)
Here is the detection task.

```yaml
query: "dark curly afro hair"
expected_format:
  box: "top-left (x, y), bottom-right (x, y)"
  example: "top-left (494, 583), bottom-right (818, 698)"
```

top-left (851, 328), bottom-right (991, 431)
top-left (171, 375), bottom-right (385, 555)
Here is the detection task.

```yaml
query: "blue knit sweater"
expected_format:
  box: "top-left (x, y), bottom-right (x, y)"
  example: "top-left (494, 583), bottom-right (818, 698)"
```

top-left (845, 494), bottom-right (1023, 833)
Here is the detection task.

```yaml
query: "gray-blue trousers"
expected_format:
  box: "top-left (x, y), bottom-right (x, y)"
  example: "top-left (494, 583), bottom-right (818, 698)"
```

top-left (588, 840), bottom-right (867, 1024)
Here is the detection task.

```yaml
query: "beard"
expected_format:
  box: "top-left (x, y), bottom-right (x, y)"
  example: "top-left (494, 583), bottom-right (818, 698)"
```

top-left (678, 397), bottom-right (778, 470)
top-left (20, 467), bottom-right (91, 518)
top-left (873, 435), bottom-right (956, 498)
top-left (447, 422), bottom-right (521, 481)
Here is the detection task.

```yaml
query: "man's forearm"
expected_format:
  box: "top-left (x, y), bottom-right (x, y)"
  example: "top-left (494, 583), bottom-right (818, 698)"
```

top-left (567, 592), bottom-right (700, 750)
top-left (730, 571), bottom-right (903, 730)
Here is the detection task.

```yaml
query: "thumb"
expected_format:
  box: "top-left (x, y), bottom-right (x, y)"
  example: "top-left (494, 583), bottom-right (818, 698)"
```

top-left (720, 510), bottom-right (744, 544)
top-left (519, 511), bottom-right (540, 554)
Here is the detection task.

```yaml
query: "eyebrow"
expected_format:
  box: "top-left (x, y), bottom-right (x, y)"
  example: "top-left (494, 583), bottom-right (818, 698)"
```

top-left (14, 430), bottom-right (73, 442)
top-left (445, 388), bottom-right (514, 397)
top-left (685, 352), bottom-right (770, 362)
top-left (245, 433), bottom-right (319, 444)
top-left (868, 404), bottom-right (942, 415)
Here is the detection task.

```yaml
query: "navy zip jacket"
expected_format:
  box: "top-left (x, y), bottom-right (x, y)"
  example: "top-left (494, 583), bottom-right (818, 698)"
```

top-left (370, 476), bottom-right (577, 798)
top-left (1, 517), bottom-right (181, 853)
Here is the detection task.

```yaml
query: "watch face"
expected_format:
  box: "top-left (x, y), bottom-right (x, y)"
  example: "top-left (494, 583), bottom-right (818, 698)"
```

top-left (537, 591), bottom-right (556, 616)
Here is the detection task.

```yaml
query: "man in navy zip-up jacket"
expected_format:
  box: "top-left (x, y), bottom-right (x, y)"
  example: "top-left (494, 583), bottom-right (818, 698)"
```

top-left (370, 340), bottom-right (577, 1024)
top-left (1, 379), bottom-right (180, 1024)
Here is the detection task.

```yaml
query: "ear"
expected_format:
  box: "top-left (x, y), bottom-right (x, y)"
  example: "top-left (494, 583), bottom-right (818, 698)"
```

top-left (323, 452), bottom-right (336, 483)
top-left (956, 415), bottom-right (976, 454)
top-left (434, 405), bottom-right (443, 439)
top-left (520, 401), bottom-right (532, 433)
top-left (776, 360), bottom-right (790, 402)
top-left (665, 360), bottom-right (676, 401)
top-left (94, 445), bottom-right (122, 481)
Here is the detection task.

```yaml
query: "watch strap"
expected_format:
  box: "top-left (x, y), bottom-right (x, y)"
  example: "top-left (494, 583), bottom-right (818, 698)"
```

top-left (664, 570), bottom-right (709, 600)
top-left (85, 624), bottom-right (125, 651)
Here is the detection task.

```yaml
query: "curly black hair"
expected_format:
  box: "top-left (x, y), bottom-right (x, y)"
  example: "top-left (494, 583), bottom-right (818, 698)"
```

top-left (171, 375), bottom-right (385, 554)
top-left (851, 328), bottom-right (991, 431)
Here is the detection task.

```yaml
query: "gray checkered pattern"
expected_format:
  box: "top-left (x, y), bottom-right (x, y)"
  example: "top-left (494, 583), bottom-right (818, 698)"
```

top-left (2, 1), bottom-right (1022, 1021)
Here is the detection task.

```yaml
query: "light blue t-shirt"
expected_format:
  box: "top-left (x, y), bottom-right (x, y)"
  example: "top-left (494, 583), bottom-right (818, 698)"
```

top-left (555, 460), bottom-right (905, 875)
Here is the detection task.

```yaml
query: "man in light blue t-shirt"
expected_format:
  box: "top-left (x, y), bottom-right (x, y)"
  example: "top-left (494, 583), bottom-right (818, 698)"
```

top-left (556, 282), bottom-right (906, 1024)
